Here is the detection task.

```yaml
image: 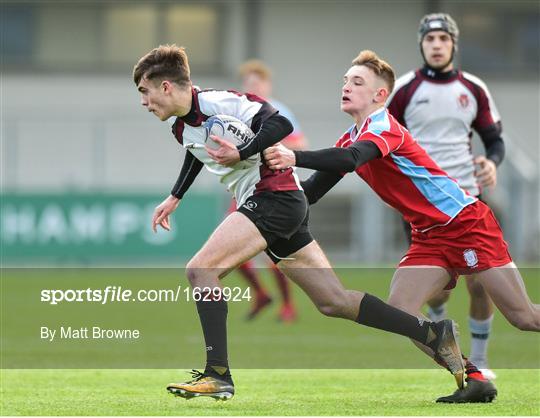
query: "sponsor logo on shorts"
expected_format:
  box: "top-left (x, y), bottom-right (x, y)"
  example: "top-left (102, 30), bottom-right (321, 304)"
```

top-left (463, 249), bottom-right (478, 268)
top-left (243, 200), bottom-right (257, 211)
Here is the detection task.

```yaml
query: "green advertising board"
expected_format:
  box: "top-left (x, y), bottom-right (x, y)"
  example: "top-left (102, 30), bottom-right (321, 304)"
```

top-left (1, 192), bottom-right (222, 264)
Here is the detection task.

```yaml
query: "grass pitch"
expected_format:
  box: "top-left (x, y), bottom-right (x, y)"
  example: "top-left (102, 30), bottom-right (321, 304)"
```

top-left (1, 267), bottom-right (539, 415)
top-left (1, 369), bottom-right (539, 415)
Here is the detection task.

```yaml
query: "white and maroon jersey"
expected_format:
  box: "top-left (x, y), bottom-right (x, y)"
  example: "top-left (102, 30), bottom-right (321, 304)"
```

top-left (170, 88), bottom-right (302, 206)
top-left (387, 69), bottom-right (501, 196)
top-left (335, 107), bottom-right (477, 232)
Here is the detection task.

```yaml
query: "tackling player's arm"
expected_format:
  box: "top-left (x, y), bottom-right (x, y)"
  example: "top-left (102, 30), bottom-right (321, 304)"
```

top-left (152, 151), bottom-right (203, 232)
top-left (265, 140), bottom-right (381, 172)
top-left (237, 113), bottom-right (293, 160)
top-left (301, 171), bottom-right (344, 205)
top-left (264, 141), bottom-right (381, 204)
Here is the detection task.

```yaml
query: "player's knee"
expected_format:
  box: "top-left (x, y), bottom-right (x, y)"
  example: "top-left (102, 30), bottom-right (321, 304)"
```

top-left (185, 266), bottom-right (200, 286)
top-left (185, 258), bottom-right (208, 286)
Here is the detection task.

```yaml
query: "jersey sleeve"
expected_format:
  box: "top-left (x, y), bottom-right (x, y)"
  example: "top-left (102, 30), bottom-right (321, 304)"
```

top-left (358, 113), bottom-right (405, 157)
top-left (359, 130), bottom-right (404, 157)
top-left (197, 90), bottom-right (278, 133)
top-left (386, 71), bottom-right (417, 127)
top-left (461, 72), bottom-right (502, 135)
top-left (386, 88), bottom-right (407, 127)
top-left (170, 150), bottom-right (204, 199)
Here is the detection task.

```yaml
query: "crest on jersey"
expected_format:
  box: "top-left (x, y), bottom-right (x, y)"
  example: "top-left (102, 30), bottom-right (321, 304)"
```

top-left (463, 249), bottom-right (478, 268)
top-left (458, 94), bottom-right (469, 109)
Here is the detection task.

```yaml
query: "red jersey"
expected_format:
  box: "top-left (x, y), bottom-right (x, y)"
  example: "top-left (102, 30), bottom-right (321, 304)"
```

top-left (335, 107), bottom-right (477, 232)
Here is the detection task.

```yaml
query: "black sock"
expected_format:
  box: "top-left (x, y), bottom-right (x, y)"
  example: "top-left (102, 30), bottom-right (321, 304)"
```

top-left (195, 294), bottom-right (232, 382)
top-left (356, 294), bottom-right (438, 349)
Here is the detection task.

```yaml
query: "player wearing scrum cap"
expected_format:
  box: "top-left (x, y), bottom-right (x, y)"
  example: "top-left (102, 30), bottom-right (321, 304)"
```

top-left (387, 13), bottom-right (506, 382)
top-left (133, 44), bottom-right (466, 402)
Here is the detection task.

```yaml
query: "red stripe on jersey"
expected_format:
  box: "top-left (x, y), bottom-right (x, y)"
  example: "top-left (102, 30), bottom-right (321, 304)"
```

top-left (254, 164), bottom-right (300, 194)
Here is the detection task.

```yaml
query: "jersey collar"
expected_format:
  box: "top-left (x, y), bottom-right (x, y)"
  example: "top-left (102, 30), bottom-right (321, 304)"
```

top-left (351, 107), bottom-right (386, 141)
top-left (179, 86), bottom-right (206, 126)
top-left (420, 65), bottom-right (459, 82)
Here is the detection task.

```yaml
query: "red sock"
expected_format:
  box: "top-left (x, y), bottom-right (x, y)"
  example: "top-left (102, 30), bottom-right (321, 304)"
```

top-left (464, 356), bottom-right (487, 381)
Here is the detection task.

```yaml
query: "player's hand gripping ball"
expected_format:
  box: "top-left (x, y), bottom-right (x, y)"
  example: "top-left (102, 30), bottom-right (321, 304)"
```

top-left (204, 115), bottom-right (258, 169)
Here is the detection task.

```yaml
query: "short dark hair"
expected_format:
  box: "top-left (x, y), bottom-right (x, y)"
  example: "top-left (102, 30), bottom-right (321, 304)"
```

top-left (133, 44), bottom-right (191, 86)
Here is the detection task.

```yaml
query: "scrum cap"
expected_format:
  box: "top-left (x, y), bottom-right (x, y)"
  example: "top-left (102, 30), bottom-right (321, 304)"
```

top-left (418, 13), bottom-right (459, 44)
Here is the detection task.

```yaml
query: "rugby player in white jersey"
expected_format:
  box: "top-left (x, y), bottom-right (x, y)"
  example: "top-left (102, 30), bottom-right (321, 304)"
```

top-left (387, 13), bottom-right (505, 380)
top-left (133, 44), bottom-right (466, 402)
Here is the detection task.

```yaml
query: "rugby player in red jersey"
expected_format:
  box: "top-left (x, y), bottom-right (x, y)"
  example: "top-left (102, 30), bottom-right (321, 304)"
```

top-left (264, 49), bottom-right (539, 403)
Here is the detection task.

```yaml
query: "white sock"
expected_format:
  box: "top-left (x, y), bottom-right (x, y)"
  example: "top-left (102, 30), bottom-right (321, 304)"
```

top-left (469, 315), bottom-right (494, 368)
top-left (427, 303), bottom-right (447, 322)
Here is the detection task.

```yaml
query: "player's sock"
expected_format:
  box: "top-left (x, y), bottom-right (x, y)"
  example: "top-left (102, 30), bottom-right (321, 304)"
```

top-left (195, 293), bottom-right (232, 384)
top-left (238, 261), bottom-right (266, 293)
top-left (468, 315), bottom-right (493, 368)
top-left (270, 264), bottom-right (292, 303)
top-left (356, 293), bottom-right (439, 349)
top-left (463, 355), bottom-right (487, 381)
top-left (427, 303), bottom-right (447, 322)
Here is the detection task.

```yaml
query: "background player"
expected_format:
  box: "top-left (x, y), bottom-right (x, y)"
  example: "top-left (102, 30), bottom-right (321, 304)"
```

top-left (387, 13), bottom-right (505, 379)
top-left (133, 44), bottom-right (466, 402)
top-left (230, 60), bottom-right (309, 322)
top-left (264, 49), bottom-right (539, 402)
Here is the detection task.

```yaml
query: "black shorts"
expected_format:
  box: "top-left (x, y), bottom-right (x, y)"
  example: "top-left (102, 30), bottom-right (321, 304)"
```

top-left (237, 190), bottom-right (313, 264)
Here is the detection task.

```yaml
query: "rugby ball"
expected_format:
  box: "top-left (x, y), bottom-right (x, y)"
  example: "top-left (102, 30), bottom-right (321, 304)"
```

top-left (204, 115), bottom-right (258, 168)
